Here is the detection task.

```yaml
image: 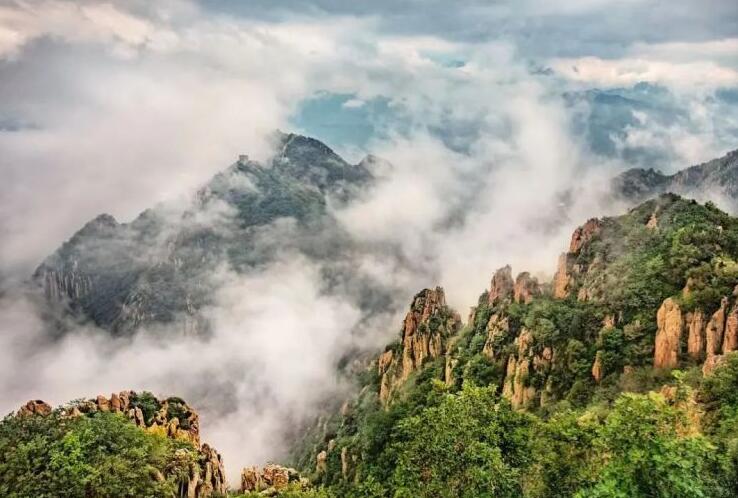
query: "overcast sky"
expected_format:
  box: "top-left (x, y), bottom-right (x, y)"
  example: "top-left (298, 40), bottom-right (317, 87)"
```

top-left (0, 0), bottom-right (736, 277)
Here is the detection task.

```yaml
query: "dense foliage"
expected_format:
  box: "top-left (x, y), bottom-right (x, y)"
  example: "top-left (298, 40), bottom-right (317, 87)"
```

top-left (0, 409), bottom-right (197, 498)
top-left (280, 196), bottom-right (738, 497)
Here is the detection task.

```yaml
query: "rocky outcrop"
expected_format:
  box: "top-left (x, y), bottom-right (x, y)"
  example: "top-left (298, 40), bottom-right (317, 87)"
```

top-left (513, 272), bottom-right (541, 304)
top-left (377, 287), bottom-right (460, 404)
top-left (722, 304), bottom-right (738, 353)
top-left (686, 310), bottom-right (706, 361)
top-left (241, 464), bottom-right (307, 494)
top-left (706, 298), bottom-right (729, 358)
top-left (652, 293), bottom-right (738, 375)
top-left (553, 218), bottom-right (604, 300)
top-left (569, 219), bottom-right (602, 254)
top-left (553, 253), bottom-right (575, 299)
top-left (17, 400), bottom-right (52, 416)
top-left (18, 392), bottom-right (225, 497)
top-left (501, 329), bottom-right (552, 409)
top-left (488, 266), bottom-right (514, 305)
top-left (482, 313), bottom-right (509, 359)
top-left (654, 298), bottom-right (684, 369)
top-left (592, 351), bottom-right (603, 383)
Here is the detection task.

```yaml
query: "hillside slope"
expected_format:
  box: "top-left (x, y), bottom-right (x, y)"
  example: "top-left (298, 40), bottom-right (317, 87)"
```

top-left (280, 194), bottom-right (738, 498)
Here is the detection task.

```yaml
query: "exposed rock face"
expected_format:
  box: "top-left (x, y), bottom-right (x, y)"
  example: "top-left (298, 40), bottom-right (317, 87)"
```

top-left (377, 287), bottom-right (460, 404)
top-left (706, 298), bottom-right (729, 358)
top-left (592, 351), bottom-right (603, 383)
top-left (16, 392), bottom-right (225, 497)
top-left (513, 272), bottom-right (540, 304)
top-left (502, 329), bottom-right (550, 409)
top-left (569, 219), bottom-right (603, 253)
top-left (553, 253), bottom-right (574, 299)
top-left (482, 313), bottom-right (509, 360)
top-left (654, 298), bottom-right (684, 368)
top-left (686, 310), bottom-right (706, 361)
top-left (240, 464), bottom-right (306, 494)
top-left (488, 266), bottom-right (514, 305)
top-left (722, 305), bottom-right (738, 353)
top-left (553, 218), bottom-right (604, 300)
top-left (18, 400), bottom-right (52, 416)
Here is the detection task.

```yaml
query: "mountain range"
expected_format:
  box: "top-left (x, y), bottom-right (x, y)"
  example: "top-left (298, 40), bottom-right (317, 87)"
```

top-left (5, 138), bottom-right (738, 497)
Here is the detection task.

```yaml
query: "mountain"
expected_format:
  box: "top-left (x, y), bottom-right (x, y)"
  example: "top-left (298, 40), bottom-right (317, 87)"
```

top-left (32, 137), bottom-right (738, 339)
top-left (613, 148), bottom-right (738, 211)
top-left (33, 132), bottom-right (376, 335)
top-left (282, 194), bottom-right (738, 497)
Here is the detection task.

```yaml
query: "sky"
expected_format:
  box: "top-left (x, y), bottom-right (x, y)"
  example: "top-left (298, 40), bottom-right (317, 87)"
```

top-left (0, 0), bottom-right (737, 483)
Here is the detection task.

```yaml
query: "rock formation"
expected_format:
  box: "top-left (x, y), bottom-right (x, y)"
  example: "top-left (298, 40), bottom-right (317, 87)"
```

top-left (482, 313), bottom-right (509, 360)
top-left (654, 298), bottom-right (684, 368)
top-left (501, 329), bottom-right (553, 409)
top-left (592, 351), bottom-right (603, 383)
top-left (722, 304), bottom-right (738, 353)
top-left (706, 298), bottom-right (729, 358)
top-left (553, 218), bottom-right (603, 299)
top-left (17, 392), bottom-right (225, 497)
top-left (686, 310), bottom-right (706, 361)
top-left (377, 287), bottom-right (460, 404)
top-left (488, 266), bottom-right (514, 305)
top-left (513, 272), bottom-right (541, 304)
top-left (17, 400), bottom-right (52, 416)
top-left (241, 464), bottom-right (307, 494)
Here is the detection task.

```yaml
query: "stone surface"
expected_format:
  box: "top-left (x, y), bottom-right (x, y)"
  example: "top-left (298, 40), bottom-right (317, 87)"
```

top-left (488, 266), bottom-right (514, 305)
top-left (18, 400), bottom-right (52, 417)
top-left (706, 298), bottom-right (729, 358)
top-left (513, 272), bottom-right (540, 304)
top-left (686, 310), bottom-right (706, 361)
top-left (378, 287), bottom-right (459, 404)
top-left (654, 298), bottom-right (684, 368)
top-left (722, 304), bottom-right (738, 353)
top-left (592, 351), bottom-right (603, 383)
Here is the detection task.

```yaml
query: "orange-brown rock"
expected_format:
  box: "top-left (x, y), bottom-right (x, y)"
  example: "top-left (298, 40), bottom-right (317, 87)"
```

top-left (488, 266), bottom-right (514, 305)
top-left (706, 298), bottom-right (729, 358)
top-left (569, 218), bottom-right (602, 253)
top-left (686, 310), bottom-right (706, 361)
top-left (18, 400), bottom-right (52, 417)
top-left (241, 464), bottom-right (305, 493)
top-left (513, 272), bottom-right (540, 304)
top-left (603, 314), bottom-right (616, 329)
top-left (502, 329), bottom-right (538, 409)
top-left (378, 287), bottom-right (460, 404)
top-left (553, 253), bottom-right (574, 299)
top-left (482, 313), bottom-right (509, 359)
top-left (654, 298), bottom-right (684, 368)
top-left (722, 304), bottom-right (738, 353)
top-left (592, 351), bottom-right (603, 383)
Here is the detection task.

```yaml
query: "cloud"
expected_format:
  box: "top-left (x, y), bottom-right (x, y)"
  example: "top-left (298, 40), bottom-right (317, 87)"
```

top-left (0, 0), bottom-right (736, 487)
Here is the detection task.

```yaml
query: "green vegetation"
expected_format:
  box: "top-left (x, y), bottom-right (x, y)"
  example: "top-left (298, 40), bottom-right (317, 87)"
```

top-left (279, 195), bottom-right (738, 497)
top-left (0, 409), bottom-right (197, 498)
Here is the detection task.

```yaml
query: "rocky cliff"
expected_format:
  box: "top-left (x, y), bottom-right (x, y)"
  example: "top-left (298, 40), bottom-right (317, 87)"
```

top-left (17, 392), bottom-right (226, 497)
top-left (377, 287), bottom-right (461, 404)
